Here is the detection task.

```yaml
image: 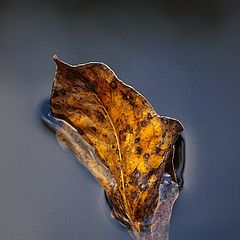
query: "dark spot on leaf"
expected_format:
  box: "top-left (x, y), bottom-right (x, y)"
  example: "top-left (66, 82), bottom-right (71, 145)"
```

top-left (136, 146), bottom-right (142, 154)
top-left (120, 90), bottom-right (137, 108)
top-left (110, 80), bottom-right (117, 89)
top-left (126, 124), bottom-right (131, 130)
top-left (155, 147), bottom-right (161, 154)
top-left (125, 124), bottom-right (133, 133)
top-left (134, 137), bottom-right (140, 144)
top-left (147, 113), bottom-right (152, 120)
top-left (143, 153), bottom-right (150, 160)
top-left (141, 121), bottom-right (147, 127)
top-left (123, 95), bottom-right (128, 100)
top-left (116, 149), bottom-right (119, 155)
top-left (126, 90), bottom-right (133, 100)
top-left (121, 91), bottom-right (128, 100)
top-left (96, 110), bottom-right (105, 122)
top-left (122, 94), bottom-right (127, 100)
top-left (119, 130), bottom-right (126, 141)
top-left (91, 126), bottom-right (97, 132)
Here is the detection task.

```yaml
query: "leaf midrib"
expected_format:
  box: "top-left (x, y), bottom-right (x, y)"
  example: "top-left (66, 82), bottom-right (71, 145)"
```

top-left (89, 90), bottom-right (133, 226)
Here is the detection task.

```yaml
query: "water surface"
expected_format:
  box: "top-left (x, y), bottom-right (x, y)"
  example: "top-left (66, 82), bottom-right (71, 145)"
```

top-left (0, 1), bottom-right (240, 239)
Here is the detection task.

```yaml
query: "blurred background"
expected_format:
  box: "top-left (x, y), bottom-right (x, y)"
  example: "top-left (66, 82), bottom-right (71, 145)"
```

top-left (0, 0), bottom-right (240, 239)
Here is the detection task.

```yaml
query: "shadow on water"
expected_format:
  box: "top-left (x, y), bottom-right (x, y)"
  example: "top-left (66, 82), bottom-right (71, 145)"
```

top-left (173, 135), bottom-right (185, 190)
top-left (40, 99), bottom-right (60, 132)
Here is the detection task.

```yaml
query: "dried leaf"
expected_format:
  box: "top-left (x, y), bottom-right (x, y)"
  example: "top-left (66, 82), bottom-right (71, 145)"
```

top-left (49, 56), bottom-right (183, 238)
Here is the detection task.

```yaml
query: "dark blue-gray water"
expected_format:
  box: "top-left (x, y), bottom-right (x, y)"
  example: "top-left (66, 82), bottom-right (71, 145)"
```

top-left (0, 1), bottom-right (240, 239)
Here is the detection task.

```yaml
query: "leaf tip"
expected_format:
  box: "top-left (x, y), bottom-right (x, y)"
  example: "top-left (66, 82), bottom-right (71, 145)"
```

top-left (53, 54), bottom-right (61, 64)
top-left (53, 54), bottom-right (68, 69)
top-left (53, 53), bottom-right (58, 60)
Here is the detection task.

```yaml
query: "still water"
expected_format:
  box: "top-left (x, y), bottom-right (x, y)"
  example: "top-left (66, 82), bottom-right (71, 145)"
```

top-left (0, 1), bottom-right (240, 240)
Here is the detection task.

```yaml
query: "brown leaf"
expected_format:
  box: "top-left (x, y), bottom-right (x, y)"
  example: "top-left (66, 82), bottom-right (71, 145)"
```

top-left (50, 55), bottom-right (183, 235)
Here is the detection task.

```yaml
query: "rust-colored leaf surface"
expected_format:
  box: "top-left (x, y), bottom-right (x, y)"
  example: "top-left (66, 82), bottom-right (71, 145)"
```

top-left (50, 56), bottom-right (183, 238)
